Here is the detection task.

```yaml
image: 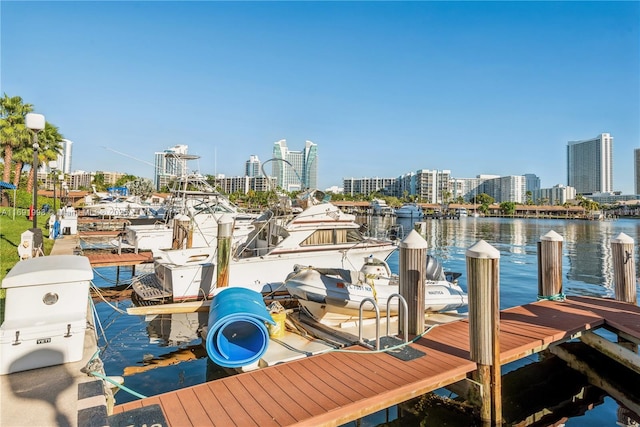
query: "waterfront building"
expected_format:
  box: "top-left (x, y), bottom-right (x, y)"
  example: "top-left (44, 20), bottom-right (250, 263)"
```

top-left (496, 175), bottom-right (526, 204)
top-left (524, 174), bottom-right (541, 201)
top-left (415, 170), bottom-right (451, 204)
top-left (451, 177), bottom-right (484, 202)
top-left (68, 171), bottom-right (92, 190)
top-left (59, 139), bottom-right (73, 174)
top-left (100, 171), bottom-right (126, 186)
top-left (635, 148), bottom-right (640, 195)
top-left (153, 145), bottom-right (189, 190)
top-left (567, 133), bottom-right (613, 195)
top-left (245, 155), bottom-right (261, 177)
top-left (536, 184), bottom-right (576, 205)
top-left (588, 192), bottom-right (640, 204)
top-left (342, 177), bottom-right (397, 197)
top-left (272, 139), bottom-right (318, 191)
top-left (39, 138), bottom-right (73, 176)
top-left (216, 175), bottom-right (276, 194)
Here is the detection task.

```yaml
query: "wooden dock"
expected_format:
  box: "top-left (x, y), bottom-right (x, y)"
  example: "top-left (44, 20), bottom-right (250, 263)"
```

top-left (111, 296), bottom-right (640, 426)
top-left (85, 251), bottom-right (153, 267)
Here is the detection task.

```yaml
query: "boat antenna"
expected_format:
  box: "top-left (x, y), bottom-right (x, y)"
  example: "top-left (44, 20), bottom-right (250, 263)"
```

top-left (260, 158), bottom-right (304, 192)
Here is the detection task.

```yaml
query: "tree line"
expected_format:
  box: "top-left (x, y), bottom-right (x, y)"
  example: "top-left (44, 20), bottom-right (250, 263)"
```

top-left (0, 94), bottom-right (64, 193)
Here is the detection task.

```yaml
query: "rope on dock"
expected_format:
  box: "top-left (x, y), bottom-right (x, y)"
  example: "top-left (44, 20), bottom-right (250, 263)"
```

top-left (537, 292), bottom-right (566, 301)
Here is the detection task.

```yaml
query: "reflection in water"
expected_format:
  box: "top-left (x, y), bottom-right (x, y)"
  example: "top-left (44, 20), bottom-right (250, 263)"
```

top-left (376, 216), bottom-right (639, 306)
top-left (146, 312), bottom-right (208, 347)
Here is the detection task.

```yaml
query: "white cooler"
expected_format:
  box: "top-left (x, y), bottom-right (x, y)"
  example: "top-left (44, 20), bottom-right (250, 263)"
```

top-left (0, 255), bottom-right (93, 375)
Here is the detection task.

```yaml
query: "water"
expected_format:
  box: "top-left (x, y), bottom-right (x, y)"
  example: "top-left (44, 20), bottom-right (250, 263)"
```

top-left (91, 216), bottom-right (640, 425)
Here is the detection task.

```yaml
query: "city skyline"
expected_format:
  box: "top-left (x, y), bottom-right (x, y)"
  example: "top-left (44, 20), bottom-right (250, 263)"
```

top-left (2, 2), bottom-right (638, 193)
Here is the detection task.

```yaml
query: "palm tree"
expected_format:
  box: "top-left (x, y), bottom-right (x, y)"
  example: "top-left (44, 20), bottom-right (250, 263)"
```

top-left (0, 94), bottom-right (33, 184)
top-left (23, 121), bottom-right (64, 193)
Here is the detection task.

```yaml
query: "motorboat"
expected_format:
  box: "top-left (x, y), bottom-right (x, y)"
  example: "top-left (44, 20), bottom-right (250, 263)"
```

top-left (130, 189), bottom-right (398, 303)
top-left (456, 208), bottom-right (468, 218)
top-left (83, 185), bottom-right (165, 220)
top-left (370, 199), bottom-right (395, 216)
top-left (84, 195), bottom-right (163, 219)
top-left (394, 203), bottom-right (424, 219)
top-left (284, 255), bottom-right (468, 326)
top-left (119, 174), bottom-right (259, 251)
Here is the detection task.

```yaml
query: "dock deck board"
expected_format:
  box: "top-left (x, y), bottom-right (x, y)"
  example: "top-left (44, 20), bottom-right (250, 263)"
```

top-left (85, 252), bottom-right (153, 267)
top-left (112, 296), bottom-right (640, 426)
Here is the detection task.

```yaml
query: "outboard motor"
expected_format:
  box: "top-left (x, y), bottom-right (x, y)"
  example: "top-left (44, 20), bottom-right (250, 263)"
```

top-left (425, 255), bottom-right (446, 281)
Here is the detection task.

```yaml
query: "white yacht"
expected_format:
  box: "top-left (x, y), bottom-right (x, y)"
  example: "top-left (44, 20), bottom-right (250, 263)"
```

top-left (394, 203), bottom-right (424, 219)
top-left (131, 189), bottom-right (398, 303)
top-left (120, 174), bottom-right (258, 251)
top-left (370, 199), bottom-right (395, 216)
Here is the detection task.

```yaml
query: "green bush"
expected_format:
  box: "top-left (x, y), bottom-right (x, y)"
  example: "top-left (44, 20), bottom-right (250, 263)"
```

top-left (4, 189), bottom-right (54, 211)
top-left (0, 208), bottom-right (54, 281)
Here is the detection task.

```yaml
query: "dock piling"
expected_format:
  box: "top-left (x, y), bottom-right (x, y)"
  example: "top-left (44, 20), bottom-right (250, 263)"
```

top-left (216, 215), bottom-right (233, 288)
top-left (538, 230), bottom-right (564, 300)
top-left (398, 230), bottom-right (427, 336)
top-left (466, 239), bottom-right (502, 426)
top-left (611, 232), bottom-right (637, 305)
top-left (611, 232), bottom-right (638, 353)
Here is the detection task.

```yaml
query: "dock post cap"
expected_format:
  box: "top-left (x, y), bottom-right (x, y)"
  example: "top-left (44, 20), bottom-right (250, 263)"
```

top-left (217, 214), bottom-right (234, 238)
top-left (540, 230), bottom-right (563, 242)
top-left (398, 229), bottom-right (428, 249)
top-left (217, 213), bottom-right (234, 225)
top-left (612, 232), bottom-right (634, 244)
top-left (466, 239), bottom-right (500, 259)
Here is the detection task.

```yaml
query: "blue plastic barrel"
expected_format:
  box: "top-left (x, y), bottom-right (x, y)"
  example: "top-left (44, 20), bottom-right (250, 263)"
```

top-left (205, 287), bottom-right (275, 368)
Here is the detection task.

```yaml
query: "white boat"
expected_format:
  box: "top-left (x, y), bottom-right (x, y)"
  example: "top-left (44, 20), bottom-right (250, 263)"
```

top-left (284, 255), bottom-right (468, 326)
top-left (131, 189), bottom-right (398, 303)
top-left (120, 174), bottom-right (258, 251)
top-left (455, 208), bottom-right (468, 218)
top-left (394, 203), bottom-right (424, 219)
top-left (370, 199), bottom-right (395, 216)
top-left (84, 195), bottom-right (163, 219)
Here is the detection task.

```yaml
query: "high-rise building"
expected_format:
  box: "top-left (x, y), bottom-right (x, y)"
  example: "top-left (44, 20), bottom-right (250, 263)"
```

top-left (567, 133), bottom-right (613, 194)
top-left (59, 139), bottom-right (73, 174)
top-left (245, 155), bottom-right (261, 177)
top-left (635, 148), bottom-right (640, 195)
top-left (415, 170), bottom-right (451, 203)
top-left (154, 144), bottom-right (190, 190)
top-left (42, 138), bottom-right (73, 174)
top-left (272, 140), bottom-right (318, 191)
top-left (523, 174), bottom-right (541, 200)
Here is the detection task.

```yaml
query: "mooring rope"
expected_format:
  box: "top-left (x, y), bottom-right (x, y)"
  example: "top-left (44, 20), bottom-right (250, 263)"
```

top-left (537, 292), bottom-right (566, 301)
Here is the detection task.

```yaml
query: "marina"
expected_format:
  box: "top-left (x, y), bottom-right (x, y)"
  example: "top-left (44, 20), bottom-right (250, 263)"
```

top-left (1, 213), bottom-right (639, 426)
top-left (2, 2), bottom-right (638, 426)
top-left (111, 296), bottom-right (640, 427)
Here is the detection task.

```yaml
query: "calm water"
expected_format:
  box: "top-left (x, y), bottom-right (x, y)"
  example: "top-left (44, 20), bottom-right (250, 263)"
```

top-left (93, 217), bottom-right (640, 425)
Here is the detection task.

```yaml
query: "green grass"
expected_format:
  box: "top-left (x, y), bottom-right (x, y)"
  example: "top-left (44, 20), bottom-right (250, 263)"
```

top-left (0, 207), bottom-right (55, 282)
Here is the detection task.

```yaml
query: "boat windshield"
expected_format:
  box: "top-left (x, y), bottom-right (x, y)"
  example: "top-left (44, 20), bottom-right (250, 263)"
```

top-left (301, 228), bottom-right (362, 246)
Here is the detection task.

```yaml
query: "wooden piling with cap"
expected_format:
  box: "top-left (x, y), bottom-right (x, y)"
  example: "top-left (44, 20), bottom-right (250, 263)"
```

top-left (466, 239), bottom-right (502, 425)
top-left (398, 229), bottom-right (427, 336)
top-left (611, 232), bottom-right (638, 353)
top-left (538, 230), bottom-right (564, 300)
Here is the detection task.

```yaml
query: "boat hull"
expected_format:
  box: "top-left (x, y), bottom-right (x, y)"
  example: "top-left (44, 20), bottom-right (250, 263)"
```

top-left (285, 267), bottom-right (468, 326)
top-left (134, 243), bottom-right (398, 302)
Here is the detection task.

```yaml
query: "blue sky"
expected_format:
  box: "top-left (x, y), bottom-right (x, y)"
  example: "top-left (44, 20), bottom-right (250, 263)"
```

top-left (2, 1), bottom-right (639, 193)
